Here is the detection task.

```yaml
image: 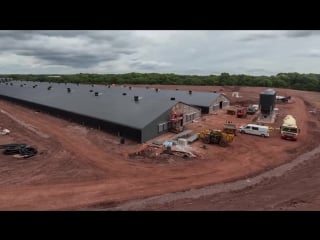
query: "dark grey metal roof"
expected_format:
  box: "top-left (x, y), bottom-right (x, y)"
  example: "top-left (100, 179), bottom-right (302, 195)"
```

top-left (0, 81), bottom-right (222, 129)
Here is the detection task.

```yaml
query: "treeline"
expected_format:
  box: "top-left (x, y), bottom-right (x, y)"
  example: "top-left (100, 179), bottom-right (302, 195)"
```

top-left (1, 72), bottom-right (320, 91)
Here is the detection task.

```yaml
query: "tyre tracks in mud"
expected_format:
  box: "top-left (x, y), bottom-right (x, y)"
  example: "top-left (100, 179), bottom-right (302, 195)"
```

top-left (102, 146), bottom-right (320, 210)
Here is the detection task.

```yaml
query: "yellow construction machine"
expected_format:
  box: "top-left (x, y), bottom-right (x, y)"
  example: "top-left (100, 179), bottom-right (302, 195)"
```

top-left (199, 129), bottom-right (234, 147)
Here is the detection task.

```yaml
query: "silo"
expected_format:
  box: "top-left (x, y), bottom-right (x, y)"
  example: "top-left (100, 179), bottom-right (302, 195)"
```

top-left (259, 88), bottom-right (276, 115)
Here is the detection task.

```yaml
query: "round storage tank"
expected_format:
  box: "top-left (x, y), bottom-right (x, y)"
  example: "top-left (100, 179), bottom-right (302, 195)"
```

top-left (260, 88), bottom-right (276, 115)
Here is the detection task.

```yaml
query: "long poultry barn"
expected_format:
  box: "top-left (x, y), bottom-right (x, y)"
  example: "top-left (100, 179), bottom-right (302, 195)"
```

top-left (0, 80), bottom-right (229, 143)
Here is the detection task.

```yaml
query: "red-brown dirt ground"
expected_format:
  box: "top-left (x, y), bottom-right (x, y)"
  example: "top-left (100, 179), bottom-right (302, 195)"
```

top-left (0, 85), bottom-right (319, 210)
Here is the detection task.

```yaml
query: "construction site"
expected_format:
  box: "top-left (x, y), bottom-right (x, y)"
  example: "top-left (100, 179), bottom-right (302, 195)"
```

top-left (0, 80), bottom-right (320, 210)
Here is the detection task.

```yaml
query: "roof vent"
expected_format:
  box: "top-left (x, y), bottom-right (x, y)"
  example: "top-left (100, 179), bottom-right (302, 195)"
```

top-left (155, 88), bottom-right (159, 92)
top-left (47, 86), bottom-right (52, 90)
top-left (176, 89), bottom-right (179, 91)
top-left (67, 88), bottom-right (71, 93)
top-left (20, 84), bottom-right (23, 87)
top-left (134, 96), bottom-right (139, 101)
top-left (89, 89), bottom-right (93, 92)
top-left (170, 97), bottom-right (176, 101)
top-left (189, 90), bottom-right (192, 94)
top-left (129, 86), bottom-right (132, 90)
top-left (108, 85), bottom-right (111, 88)
top-left (91, 84), bottom-right (94, 87)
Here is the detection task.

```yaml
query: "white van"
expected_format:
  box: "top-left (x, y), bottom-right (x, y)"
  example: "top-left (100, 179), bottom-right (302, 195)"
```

top-left (239, 124), bottom-right (269, 137)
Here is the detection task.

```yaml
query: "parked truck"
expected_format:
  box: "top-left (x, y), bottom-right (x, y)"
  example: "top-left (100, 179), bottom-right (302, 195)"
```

top-left (236, 107), bottom-right (247, 118)
top-left (280, 115), bottom-right (300, 141)
top-left (247, 105), bottom-right (258, 115)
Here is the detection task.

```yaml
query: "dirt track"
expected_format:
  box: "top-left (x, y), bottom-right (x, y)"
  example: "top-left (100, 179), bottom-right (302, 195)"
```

top-left (0, 86), bottom-right (319, 210)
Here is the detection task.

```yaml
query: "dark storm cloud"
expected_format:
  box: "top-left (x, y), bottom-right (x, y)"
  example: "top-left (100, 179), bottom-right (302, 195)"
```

top-left (0, 31), bottom-right (137, 68)
top-left (0, 30), bottom-right (35, 40)
top-left (17, 50), bottom-right (119, 68)
top-left (284, 30), bottom-right (315, 38)
top-left (0, 30), bottom-right (124, 40)
top-left (1, 30), bottom-right (320, 75)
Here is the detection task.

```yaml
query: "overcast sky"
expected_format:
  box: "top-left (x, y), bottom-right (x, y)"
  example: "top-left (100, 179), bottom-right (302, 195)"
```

top-left (1, 30), bottom-right (320, 76)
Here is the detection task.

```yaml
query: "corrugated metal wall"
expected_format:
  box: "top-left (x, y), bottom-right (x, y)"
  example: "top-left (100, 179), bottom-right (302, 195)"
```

top-left (209, 95), bottom-right (230, 113)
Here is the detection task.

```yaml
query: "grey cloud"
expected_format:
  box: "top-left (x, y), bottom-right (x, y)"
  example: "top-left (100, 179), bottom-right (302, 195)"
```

top-left (0, 31), bottom-right (137, 68)
top-left (246, 68), bottom-right (273, 75)
top-left (239, 32), bottom-right (279, 41)
top-left (18, 48), bottom-right (132, 68)
top-left (130, 60), bottom-right (170, 71)
top-left (0, 30), bottom-right (35, 40)
top-left (284, 30), bottom-right (315, 38)
top-left (299, 52), bottom-right (320, 58)
top-left (1, 30), bottom-right (320, 75)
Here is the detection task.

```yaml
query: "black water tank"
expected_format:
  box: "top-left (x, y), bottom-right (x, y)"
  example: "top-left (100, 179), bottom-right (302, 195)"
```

top-left (260, 88), bottom-right (276, 115)
top-left (94, 92), bottom-right (99, 96)
top-left (134, 96), bottom-right (139, 101)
